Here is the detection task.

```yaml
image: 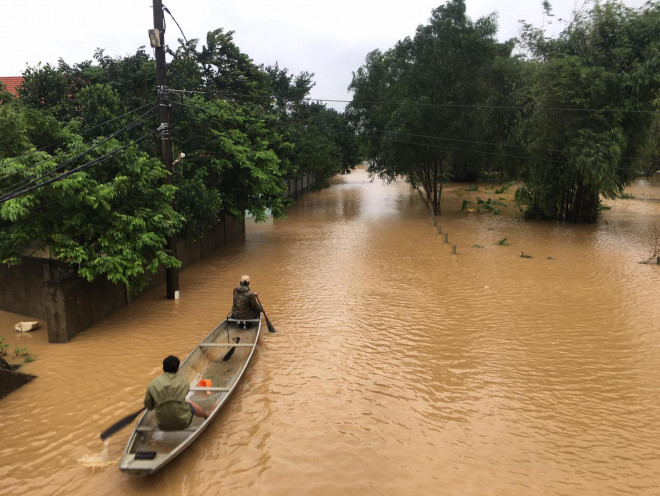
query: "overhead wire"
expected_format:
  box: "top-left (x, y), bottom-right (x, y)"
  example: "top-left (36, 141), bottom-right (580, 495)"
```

top-left (164, 88), bottom-right (660, 115)
top-left (0, 131), bottom-right (156, 204)
top-left (160, 0), bottom-right (657, 175)
top-left (168, 96), bottom-right (652, 175)
top-left (163, 5), bottom-right (189, 45)
top-left (146, 5), bottom-right (660, 181)
top-left (0, 101), bottom-right (156, 173)
top-left (0, 105), bottom-right (158, 199)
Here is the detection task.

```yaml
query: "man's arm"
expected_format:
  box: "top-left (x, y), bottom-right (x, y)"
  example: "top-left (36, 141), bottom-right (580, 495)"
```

top-left (144, 386), bottom-right (155, 410)
top-left (250, 293), bottom-right (263, 312)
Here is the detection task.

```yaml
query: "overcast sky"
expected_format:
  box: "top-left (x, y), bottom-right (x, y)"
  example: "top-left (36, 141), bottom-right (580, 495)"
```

top-left (0, 0), bottom-right (650, 110)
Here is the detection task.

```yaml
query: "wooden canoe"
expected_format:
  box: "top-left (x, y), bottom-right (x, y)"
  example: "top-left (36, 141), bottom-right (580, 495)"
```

top-left (119, 315), bottom-right (261, 477)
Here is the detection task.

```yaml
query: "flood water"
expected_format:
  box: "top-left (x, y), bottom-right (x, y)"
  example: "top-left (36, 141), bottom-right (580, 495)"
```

top-left (1, 167), bottom-right (659, 496)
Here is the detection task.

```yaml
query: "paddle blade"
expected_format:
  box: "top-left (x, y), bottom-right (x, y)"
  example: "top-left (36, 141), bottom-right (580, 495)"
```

top-left (100, 408), bottom-right (145, 440)
top-left (255, 295), bottom-right (277, 333)
top-left (265, 316), bottom-right (277, 333)
top-left (222, 337), bottom-right (239, 361)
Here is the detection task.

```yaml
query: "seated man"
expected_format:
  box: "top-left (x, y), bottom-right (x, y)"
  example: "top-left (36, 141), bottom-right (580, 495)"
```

top-left (231, 275), bottom-right (262, 328)
top-left (144, 355), bottom-right (208, 431)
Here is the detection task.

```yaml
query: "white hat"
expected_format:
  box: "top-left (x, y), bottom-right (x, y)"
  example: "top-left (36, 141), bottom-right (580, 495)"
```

top-left (240, 275), bottom-right (251, 283)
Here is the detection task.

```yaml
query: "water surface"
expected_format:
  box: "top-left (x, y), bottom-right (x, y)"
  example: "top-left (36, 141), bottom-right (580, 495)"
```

top-left (1, 168), bottom-right (659, 495)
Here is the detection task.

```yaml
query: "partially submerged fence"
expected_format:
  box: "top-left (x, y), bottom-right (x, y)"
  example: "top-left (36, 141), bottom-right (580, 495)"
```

top-left (0, 215), bottom-right (244, 343)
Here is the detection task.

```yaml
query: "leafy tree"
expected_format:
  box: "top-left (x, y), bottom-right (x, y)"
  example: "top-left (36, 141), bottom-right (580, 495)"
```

top-left (0, 131), bottom-right (181, 289)
top-left (516, 0), bottom-right (660, 222)
top-left (0, 25), bottom-right (361, 292)
top-left (172, 95), bottom-right (286, 235)
top-left (348, 0), bottom-right (517, 214)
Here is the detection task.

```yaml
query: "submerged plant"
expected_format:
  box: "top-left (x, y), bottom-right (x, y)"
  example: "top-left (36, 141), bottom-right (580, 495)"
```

top-left (461, 197), bottom-right (507, 215)
top-left (13, 346), bottom-right (30, 359)
top-left (495, 181), bottom-right (515, 194)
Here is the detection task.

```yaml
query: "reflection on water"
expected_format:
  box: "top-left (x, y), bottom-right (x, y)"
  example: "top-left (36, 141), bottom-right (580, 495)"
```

top-left (0, 168), bottom-right (659, 496)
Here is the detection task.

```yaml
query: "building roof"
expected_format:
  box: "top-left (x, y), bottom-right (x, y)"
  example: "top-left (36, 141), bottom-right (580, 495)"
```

top-left (0, 76), bottom-right (24, 96)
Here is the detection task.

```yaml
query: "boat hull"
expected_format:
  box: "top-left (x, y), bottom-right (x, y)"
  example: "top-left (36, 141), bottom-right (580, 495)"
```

top-left (119, 316), bottom-right (261, 476)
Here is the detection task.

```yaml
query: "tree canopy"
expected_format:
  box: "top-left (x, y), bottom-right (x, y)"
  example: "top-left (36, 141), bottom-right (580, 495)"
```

top-left (349, 0), bottom-right (660, 222)
top-left (348, 0), bottom-right (519, 214)
top-left (0, 29), bottom-right (361, 289)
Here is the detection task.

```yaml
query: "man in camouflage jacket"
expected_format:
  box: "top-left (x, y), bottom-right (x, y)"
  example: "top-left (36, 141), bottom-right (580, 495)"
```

top-left (231, 275), bottom-right (262, 321)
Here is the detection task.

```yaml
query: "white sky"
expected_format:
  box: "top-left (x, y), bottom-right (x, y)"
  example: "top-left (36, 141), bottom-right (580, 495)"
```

top-left (0, 0), bottom-right (650, 110)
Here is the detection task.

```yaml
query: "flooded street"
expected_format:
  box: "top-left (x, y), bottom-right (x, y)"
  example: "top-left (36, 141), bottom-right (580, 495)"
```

top-left (1, 167), bottom-right (659, 495)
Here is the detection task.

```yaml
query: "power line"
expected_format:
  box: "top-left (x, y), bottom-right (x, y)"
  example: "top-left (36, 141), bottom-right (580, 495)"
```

top-left (0, 101), bottom-right (157, 179)
top-left (365, 127), bottom-right (657, 165)
top-left (0, 106), bottom-right (157, 197)
top-left (163, 5), bottom-right (189, 45)
top-left (168, 97), bottom-right (650, 176)
top-left (0, 132), bottom-right (156, 204)
top-left (165, 88), bottom-right (660, 115)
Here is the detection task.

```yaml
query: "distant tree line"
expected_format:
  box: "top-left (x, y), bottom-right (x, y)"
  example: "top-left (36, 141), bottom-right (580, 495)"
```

top-left (0, 29), bottom-right (362, 289)
top-left (348, 0), bottom-right (660, 222)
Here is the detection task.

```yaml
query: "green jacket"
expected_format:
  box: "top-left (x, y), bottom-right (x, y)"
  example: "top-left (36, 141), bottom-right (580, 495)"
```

top-left (231, 284), bottom-right (262, 319)
top-left (144, 372), bottom-right (191, 431)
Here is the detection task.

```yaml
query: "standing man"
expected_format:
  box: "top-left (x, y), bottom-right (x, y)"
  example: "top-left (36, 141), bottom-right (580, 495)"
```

top-left (144, 355), bottom-right (208, 431)
top-left (231, 275), bottom-right (262, 328)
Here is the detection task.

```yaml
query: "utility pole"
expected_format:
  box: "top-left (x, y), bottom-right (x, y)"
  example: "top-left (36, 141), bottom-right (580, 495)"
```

top-left (151, 0), bottom-right (179, 299)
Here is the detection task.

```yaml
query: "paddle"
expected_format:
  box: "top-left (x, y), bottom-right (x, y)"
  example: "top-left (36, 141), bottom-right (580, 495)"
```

top-left (256, 295), bottom-right (277, 333)
top-left (222, 337), bottom-right (240, 361)
top-left (100, 407), bottom-right (145, 440)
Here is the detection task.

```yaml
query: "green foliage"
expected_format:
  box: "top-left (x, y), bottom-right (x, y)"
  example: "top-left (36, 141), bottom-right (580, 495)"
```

top-left (0, 130), bottom-right (183, 290)
top-left (517, 0), bottom-right (660, 222)
top-left (348, 0), bottom-right (521, 215)
top-left (0, 102), bottom-right (32, 158)
top-left (167, 30), bottom-right (360, 234)
top-left (461, 197), bottom-right (507, 214)
top-left (497, 237), bottom-right (508, 245)
top-left (0, 27), bottom-right (362, 290)
top-left (172, 96), bottom-right (286, 232)
top-left (0, 337), bottom-right (32, 362)
top-left (494, 181), bottom-right (515, 194)
top-left (13, 346), bottom-right (30, 360)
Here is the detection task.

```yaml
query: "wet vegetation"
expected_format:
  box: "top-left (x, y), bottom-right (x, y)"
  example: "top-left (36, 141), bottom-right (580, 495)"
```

top-left (0, 336), bottom-right (33, 364)
top-left (0, 30), bottom-right (362, 290)
top-left (348, 0), bottom-right (660, 222)
top-left (461, 197), bottom-right (507, 215)
top-left (1, 0), bottom-right (658, 291)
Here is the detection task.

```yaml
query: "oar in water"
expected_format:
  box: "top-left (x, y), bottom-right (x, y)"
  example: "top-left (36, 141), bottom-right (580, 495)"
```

top-left (100, 407), bottom-right (145, 440)
top-left (256, 295), bottom-right (277, 333)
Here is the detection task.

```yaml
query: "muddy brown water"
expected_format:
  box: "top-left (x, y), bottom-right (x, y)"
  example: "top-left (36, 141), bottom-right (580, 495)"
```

top-left (1, 167), bottom-right (659, 496)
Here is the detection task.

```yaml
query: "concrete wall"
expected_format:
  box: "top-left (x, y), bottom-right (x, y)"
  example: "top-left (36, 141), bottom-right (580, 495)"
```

top-left (285, 173), bottom-right (315, 199)
top-left (0, 178), bottom-right (315, 344)
top-left (0, 214), bottom-right (245, 343)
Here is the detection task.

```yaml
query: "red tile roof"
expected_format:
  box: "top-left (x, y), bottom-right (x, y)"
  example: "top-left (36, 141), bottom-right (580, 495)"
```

top-left (0, 76), bottom-right (24, 96)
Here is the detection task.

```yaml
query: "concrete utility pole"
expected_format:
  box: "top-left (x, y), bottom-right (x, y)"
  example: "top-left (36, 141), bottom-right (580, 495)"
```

top-left (152, 0), bottom-right (179, 299)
